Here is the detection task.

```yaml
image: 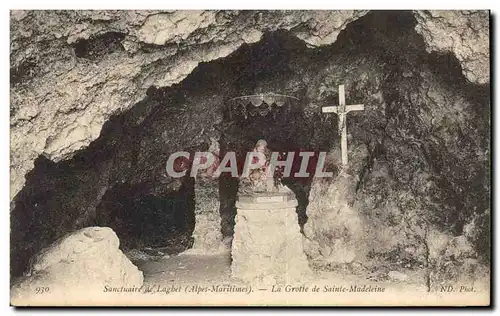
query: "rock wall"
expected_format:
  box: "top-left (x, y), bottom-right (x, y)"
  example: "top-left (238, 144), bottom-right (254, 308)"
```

top-left (303, 40), bottom-right (489, 274)
top-left (10, 10), bottom-right (489, 200)
top-left (414, 10), bottom-right (490, 84)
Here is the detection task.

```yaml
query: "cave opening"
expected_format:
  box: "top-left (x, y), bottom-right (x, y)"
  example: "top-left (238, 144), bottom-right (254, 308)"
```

top-left (95, 178), bottom-right (196, 251)
top-left (10, 10), bottom-right (490, 281)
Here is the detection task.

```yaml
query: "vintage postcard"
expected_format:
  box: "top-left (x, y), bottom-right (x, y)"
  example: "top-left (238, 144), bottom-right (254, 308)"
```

top-left (10, 9), bottom-right (491, 306)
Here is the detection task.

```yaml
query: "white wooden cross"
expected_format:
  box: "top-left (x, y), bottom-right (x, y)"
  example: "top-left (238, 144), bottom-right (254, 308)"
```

top-left (322, 85), bottom-right (364, 167)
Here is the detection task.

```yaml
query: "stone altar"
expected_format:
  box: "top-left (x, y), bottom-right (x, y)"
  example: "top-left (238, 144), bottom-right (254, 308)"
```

top-left (231, 190), bottom-right (312, 284)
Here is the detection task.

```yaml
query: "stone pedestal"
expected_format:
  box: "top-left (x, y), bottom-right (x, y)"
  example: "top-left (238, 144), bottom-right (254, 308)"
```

top-left (231, 192), bottom-right (312, 284)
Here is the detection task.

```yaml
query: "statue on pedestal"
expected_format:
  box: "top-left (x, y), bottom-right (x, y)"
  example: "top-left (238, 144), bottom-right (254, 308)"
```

top-left (231, 139), bottom-right (310, 283)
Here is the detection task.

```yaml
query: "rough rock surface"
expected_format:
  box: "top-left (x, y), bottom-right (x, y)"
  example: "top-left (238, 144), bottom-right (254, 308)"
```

top-left (426, 229), bottom-right (488, 291)
top-left (299, 12), bottom-right (490, 268)
top-left (11, 227), bottom-right (143, 305)
top-left (231, 198), bottom-right (311, 284)
top-left (10, 10), bottom-right (368, 199)
top-left (303, 146), bottom-right (368, 264)
top-left (388, 270), bottom-right (409, 282)
top-left (414, 10), bottom-right (489, 84)
top-left (10, 10), bottom-right (489, 200)
top-left (186, 178), bottom-right (225, 253)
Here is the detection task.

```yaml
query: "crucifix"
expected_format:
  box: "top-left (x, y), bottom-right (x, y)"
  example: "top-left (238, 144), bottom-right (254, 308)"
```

top-left (322, 84), bottom-right (364, 167)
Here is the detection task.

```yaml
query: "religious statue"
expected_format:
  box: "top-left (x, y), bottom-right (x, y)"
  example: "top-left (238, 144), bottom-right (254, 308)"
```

top-left (238, 139), bottom-right (291, 196)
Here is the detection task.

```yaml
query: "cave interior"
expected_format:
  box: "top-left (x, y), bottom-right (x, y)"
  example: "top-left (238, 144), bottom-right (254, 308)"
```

top-left (11, 11), bottom-right (490, 279)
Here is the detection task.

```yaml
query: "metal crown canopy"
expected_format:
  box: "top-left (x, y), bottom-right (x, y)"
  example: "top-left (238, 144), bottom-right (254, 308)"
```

top-left (228, 93), bottom-right (299, 119)
top-left (229, 93), bottom-right (299, 107)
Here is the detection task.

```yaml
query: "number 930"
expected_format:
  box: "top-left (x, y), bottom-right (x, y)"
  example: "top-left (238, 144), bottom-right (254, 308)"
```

top-left (35, 287), bottom-right (50, 294)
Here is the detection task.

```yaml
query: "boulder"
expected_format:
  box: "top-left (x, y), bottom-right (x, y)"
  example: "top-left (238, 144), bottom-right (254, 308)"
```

top-left (388, 270), bottom-right (409, 282)
top-left (11, 227), bottom-right (143, 305)
top-left (303, 163), bottom-right (368, 264)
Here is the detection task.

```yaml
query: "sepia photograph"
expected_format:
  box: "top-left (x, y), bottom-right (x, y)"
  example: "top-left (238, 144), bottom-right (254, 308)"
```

top-left (9, 8), bottom-right (491, 306)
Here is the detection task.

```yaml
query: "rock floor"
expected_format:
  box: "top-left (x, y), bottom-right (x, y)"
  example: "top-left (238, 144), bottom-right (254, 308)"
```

top-left (138, 251), bottom-right (234, 286)
top-left (131, 250), bottom-right (489, 306)
top-left (137, 251), bottom-right (429, 292)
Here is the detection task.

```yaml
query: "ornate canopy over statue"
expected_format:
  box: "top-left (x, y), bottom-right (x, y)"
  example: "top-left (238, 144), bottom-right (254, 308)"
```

top-left (227, 93), bottom-right (299, 119)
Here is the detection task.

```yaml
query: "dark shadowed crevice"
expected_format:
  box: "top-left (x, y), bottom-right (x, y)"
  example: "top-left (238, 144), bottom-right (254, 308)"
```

top-left (73, 31), bottom-right (126, 59)
top-left (95, 179), bottom-right (195, 251)
top-left (10, 57), bottom-right (37, 87)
